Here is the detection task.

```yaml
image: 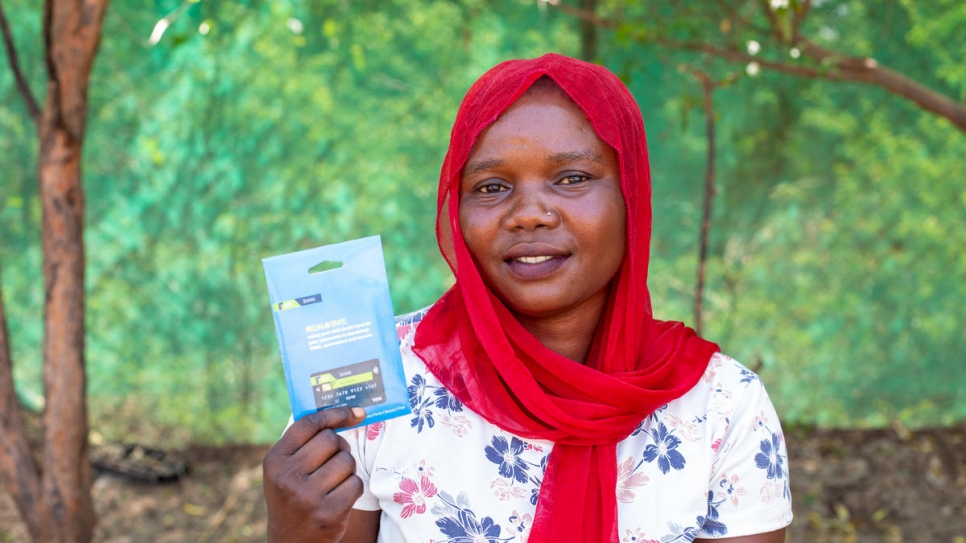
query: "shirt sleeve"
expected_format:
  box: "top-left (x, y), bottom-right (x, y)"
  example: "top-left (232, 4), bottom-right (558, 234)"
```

top-left (698, 358), bottom-right (793, 538)
top-left (345, 423), bottom-right (382, 511)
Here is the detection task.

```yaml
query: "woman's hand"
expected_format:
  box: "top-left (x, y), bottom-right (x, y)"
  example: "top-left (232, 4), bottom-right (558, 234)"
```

top-left (263, 407), bottom-right (367, 543)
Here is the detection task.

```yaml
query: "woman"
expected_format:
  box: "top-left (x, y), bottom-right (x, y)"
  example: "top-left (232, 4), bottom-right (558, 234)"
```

top-left (263, 53), bottom-right (792, 543)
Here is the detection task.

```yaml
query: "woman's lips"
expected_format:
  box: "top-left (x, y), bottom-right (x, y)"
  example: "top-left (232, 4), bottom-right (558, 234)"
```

top-left (504, 254), bottom-right (568, 279)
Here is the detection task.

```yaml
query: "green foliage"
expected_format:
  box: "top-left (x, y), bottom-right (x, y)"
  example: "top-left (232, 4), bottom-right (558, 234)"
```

top-left (612, 0), bottom-right (966, 428)
top-left (1, 0), bottom-right (963, 444)
top-left (3, 0), bottom-right (582, 445)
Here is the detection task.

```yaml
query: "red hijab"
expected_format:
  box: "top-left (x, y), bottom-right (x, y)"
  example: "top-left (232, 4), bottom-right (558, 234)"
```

top-left (413, 53), bottom-right (719, 543)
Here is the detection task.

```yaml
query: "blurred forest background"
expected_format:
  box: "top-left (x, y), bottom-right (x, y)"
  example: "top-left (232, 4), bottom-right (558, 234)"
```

top-left (1, 0), bottom-right (964, 447)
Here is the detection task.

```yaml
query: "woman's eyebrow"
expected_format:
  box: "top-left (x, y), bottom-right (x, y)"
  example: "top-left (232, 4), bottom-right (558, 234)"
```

top-left (463, 158), bottom-right (504, 177)
top-left (549, 151), bottom-right (603, 164)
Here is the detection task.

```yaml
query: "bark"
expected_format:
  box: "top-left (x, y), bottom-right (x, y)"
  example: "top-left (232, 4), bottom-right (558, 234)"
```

top-left (578, 0), bottom-right (597, 62)
top-left (550, 2), bottom-right (966, 135)
top-left (0, 278), bottom-right (44, 541)
top-left (691, 70), bottom-right (716, 336)
top-left (0, 0), bottom-right (108, 541)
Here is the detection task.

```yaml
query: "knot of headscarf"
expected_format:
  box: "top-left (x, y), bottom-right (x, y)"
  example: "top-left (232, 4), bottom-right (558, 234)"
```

top-left (414, 53), bottom-right (719, 543)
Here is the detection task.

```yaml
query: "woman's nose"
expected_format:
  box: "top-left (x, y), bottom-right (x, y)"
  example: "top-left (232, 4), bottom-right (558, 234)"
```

top-left (502, 189), bottom-right (560, 231)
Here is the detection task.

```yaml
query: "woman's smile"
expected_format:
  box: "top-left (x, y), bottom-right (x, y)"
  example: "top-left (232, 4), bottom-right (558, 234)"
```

top-left (458, 86), bottom-right (626, 321)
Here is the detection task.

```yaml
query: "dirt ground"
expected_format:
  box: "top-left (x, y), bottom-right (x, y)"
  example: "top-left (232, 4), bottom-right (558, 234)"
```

top-left (2, 424), bottom-right (965, 543)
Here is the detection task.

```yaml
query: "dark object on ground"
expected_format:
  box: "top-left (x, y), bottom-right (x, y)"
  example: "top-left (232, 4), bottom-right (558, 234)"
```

top-left (89, 444), bottom-right (188, 483)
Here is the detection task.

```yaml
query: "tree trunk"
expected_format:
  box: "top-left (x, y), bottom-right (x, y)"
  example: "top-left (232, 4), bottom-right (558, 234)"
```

top-left (36, 103), bottom-right (96, 543)
top-left (0, 1), bottom-right (108, 541)
top-left (692, 70), bottom-right (716, 337)
top-left (578, 0), bottom-right (597, 62)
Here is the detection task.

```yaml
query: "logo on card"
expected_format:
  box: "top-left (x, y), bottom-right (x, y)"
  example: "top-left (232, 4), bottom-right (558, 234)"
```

top-left (273, 293), bottom-right (322, 312)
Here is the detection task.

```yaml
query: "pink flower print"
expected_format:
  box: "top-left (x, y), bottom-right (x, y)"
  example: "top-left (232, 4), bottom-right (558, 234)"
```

top-left (489, 479), bottom-right (529, 501)
top-left (701, 357), bottom-right (723, 383)
top-left (711, 438), bottom-right (722, 452)
top-left (710, 382), bottom-right (734, 414)
top-left (508, 510), bottom-right (532, 540)
top-left (366, 421), bottom-right (384, 441)
top-left (718, 473), bottom-right (748, 506)
top-left (392, 475), bottom-right (437, 518)
top-left (412, 460), bottom-right (435, 478)
top-left (616, 456), bottom-right (649, 503)
top-left (759, 480), bottom-right (784, 505)
top-left (622, 527), bottom-right (659, 542)
top-left (666, 414), bottom-right (702, 442)
top-left (450, 415), bottom-right (473, 437)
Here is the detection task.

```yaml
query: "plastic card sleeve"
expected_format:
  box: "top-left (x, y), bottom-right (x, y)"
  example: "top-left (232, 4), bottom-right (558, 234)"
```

top-left (262, 235), bottom-right (411, 430)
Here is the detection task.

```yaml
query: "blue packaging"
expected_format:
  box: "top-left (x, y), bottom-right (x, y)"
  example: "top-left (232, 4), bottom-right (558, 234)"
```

top-left (262, 235), bottom-right (411, 427)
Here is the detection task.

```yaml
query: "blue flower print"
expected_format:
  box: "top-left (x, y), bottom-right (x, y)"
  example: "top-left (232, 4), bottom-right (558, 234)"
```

top-left (410, 400), bottom-right (435, 432)
top-left (755, 432), bottom-right (785, 479)
top-left (436, 510), bottom-right (503, 543)
top-left (738, 368), bottom-right (758, 384)
top-left (433, 493), bottom-right (512, 543)
top-left (662, 523), bottom-right (699, 543)
top-left (434, 386), bottom-right (463, 412)
top-left (631, 404), bottom-right (669, 437)
top-left (485, 437), bottom-right (530, 484)
top-left (528, 452), bottom-right (547, 504)
top-left (697, 491), bottom-right (728, 536)
top-left (408, 374), bottom-right (428, 409)
top-left (642, 422), bottom-right (686, 474)
top-left (409, 373), bottom-right (464, 433)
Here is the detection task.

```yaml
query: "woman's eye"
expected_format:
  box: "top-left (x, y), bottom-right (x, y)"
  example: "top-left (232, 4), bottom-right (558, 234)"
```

top-left (558, 174), bottom-right (589, 185)
top-left (477, 182), bottom-right (507, 194)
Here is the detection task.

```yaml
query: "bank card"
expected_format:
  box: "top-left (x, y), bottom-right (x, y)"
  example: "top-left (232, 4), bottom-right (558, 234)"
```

top-left (310, 358), bottom-right (387, 410)
top-left (262, 236), bottom-right (410, 429)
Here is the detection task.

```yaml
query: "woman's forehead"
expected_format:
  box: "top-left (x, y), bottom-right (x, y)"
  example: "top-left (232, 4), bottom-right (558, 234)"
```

top-left (462, 92), bottom-right (609, 168)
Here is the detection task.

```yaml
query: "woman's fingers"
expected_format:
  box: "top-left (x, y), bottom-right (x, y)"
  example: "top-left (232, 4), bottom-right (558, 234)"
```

top-left (263, 407), bottom-right (368, 542)
top-left (274, 407), bottom-right (366, 456)
top-left (309, 470), bottom-right (366, 527)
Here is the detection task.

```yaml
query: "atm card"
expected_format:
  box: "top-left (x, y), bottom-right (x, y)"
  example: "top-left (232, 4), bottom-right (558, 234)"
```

top-left (310, 358), bottom-right (387, 410)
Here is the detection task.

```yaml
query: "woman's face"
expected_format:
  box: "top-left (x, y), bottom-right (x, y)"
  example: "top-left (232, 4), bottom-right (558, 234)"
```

top-left (458, 89), bottom-right (627, 321)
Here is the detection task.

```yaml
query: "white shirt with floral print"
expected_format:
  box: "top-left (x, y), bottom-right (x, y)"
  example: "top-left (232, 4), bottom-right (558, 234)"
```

top-left (343, 310), bottom-right (793, 542)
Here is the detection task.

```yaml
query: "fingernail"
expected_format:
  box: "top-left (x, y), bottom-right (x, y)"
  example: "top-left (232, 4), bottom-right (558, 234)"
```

top-left (351, 407), bottom-right (366, 419)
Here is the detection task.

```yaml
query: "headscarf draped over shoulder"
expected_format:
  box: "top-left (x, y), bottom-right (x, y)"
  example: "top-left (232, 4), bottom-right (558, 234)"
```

top-left (414, 53), bottom-right (719, 543)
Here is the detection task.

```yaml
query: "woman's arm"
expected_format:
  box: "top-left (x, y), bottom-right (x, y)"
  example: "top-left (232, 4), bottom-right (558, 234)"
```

top-left (694, 528), bottom-right (786, 543)
top-left (340, 509), bottom-right (380, 543)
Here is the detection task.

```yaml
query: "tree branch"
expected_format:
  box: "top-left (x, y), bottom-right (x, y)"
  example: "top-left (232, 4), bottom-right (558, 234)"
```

top-left (549, 1), bottom-right (614, 28)
top-left (0, 0), bottom-right (41, 122)
top-left (579, 0), bottom-right (598, 61)
top-left (688, 69), bottom-right (716, 336)
top-left (0, 267), bottom-right (44, 542)
top-left (550, 3), bottom-right (966, 134)
top-left (791, 0), bottom-right (812, 43)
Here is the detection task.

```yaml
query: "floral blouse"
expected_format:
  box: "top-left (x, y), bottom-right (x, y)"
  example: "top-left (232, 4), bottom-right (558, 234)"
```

top-left (343, 310), bottom-right (793, 542)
